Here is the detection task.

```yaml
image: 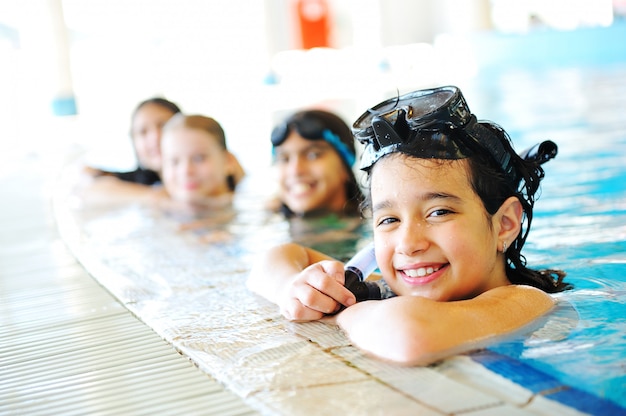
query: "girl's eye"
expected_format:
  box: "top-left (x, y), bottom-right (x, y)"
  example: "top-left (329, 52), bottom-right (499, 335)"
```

top-left (274, 153), bottom-right (288, 164)
top-left (305, 150), bottom-right (322, 160)
top-left (192, 155), bottom-right (207, 163)
top-left (428, 208), bottom-right (453, 218)
top-left (376, 217), bottom-right (398, 227)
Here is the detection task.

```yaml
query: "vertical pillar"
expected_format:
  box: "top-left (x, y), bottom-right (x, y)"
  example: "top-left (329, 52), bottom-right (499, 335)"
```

top-left (47, 0), bottom-right (76, 116)
top-left (435, 0), bottom-right (493, 34)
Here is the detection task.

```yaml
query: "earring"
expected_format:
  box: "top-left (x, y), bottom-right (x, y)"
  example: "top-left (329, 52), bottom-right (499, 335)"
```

top-left (502, 241), bottom-right (507, 253)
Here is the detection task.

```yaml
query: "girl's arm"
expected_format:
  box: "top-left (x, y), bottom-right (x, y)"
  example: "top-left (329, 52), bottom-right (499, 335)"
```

top-left (333, 285), bottom-right (555, 365)
top-left (247, 243), bottom-right (356, 321)
top-left (76, 175), bottom-right (162, 208)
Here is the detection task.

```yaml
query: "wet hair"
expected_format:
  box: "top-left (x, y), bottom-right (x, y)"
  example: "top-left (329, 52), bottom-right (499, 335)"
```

top-left (163, 114), bottom-right (237, 191)
top-left (465, 122), bottom-right (570, 293)
top-left (165, 114), bottom-right (227, 148)
top-left (129, 97), bottom-right (182, 144)
top-left (273, 109), bottom-right (363, 217)
top-left (132, 97), bottom-right (181, 121)
top-left (360, 121), bottom-right (570, 294)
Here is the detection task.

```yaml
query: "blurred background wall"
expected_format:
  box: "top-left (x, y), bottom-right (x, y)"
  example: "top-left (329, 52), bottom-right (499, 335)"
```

top-left (0, 0), bottom-right (624, 172)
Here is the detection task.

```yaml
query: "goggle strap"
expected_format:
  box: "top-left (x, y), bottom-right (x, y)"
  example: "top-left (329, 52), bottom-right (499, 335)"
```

top-left (322, 129), bottom-right (356, 167)
top-left (465, 119), bottom-right (516, 183)
top-left (371, 110), bottom-right (410, 150)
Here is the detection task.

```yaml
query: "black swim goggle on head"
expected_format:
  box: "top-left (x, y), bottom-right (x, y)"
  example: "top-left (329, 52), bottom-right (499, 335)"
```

top-left (352, 86), bottom-right (556, 183)
top-left (271, 113), bottom-right (356, 167)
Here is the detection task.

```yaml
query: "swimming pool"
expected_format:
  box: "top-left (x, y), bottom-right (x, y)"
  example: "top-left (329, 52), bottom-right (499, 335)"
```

top-left (54, 61), bottom-right (626, 415)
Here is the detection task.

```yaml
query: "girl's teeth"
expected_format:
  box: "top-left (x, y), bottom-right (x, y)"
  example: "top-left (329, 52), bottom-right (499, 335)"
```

top-left (405, 267), bottom-right (438, 277)
top-left (292, 183), bottom-right (311, 194)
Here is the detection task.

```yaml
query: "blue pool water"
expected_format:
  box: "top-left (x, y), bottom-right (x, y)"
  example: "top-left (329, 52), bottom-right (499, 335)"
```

top-left (463, 63), bottom-right (626, 407)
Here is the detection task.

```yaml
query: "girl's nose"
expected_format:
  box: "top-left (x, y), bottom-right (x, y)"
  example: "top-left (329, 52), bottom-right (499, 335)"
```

top-left (147, 128), bottom-right (161, 147)
top-left (395, 222), bottom-right (429, 256)
top-left (287, 155), bottom-right (306, 175)
top-left (180, 161), bottom-right (194, 176)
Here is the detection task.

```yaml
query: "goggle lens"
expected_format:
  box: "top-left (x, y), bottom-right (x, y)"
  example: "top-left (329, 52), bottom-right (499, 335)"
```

top-left (271, 114), bottom-right (356, 167)
top-left (271, 116), bottom-right (327, 146)
top-left (354, 87), bottom-right (471, 144)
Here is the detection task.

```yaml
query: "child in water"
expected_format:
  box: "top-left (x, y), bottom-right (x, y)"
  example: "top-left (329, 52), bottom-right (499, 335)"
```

top-left (247, 86), bottom-right (570, 365)
top-left (159, 113), bottom-right (244, 208)
top-left (86, 97), bottom-right (181, 185)
top-left (269, 109), bottom-right (362, 218)
top-left (78, 112), bottom-right (245, 224)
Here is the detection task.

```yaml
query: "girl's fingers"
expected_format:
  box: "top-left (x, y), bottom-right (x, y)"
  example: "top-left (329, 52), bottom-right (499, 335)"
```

top-left (280, 297), bottom-right (325, 321)
top-left (304, 262), bottom-right (356, 307)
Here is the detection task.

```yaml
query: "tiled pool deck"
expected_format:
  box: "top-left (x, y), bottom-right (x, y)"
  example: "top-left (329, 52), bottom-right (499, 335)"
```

top-left (43, 158), bottom-right (622, 416)
top-left (0, 150), bottom-right (257, 415)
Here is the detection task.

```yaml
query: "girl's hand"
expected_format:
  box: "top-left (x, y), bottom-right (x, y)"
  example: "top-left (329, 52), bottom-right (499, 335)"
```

top-left (278, 260), bottom-right (356, 321)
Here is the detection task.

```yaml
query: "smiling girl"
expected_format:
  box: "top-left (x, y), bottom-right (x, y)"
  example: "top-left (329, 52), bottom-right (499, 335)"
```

top-left (84, 97), bottom-right (181, 185)
top-left (269, 110), bottom-right (362, 218)
top-left (247, 86), bottom-right (570, 365)
top-left (160, 114), bottom-right (244, 207)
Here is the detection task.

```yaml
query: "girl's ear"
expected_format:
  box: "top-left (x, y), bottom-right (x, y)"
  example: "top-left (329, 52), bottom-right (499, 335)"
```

top-left (226, 152), bottom-right (245, 186)
top-left (496, 196), bottom-right (523, 243)
top-left (224, 151), bottom-right (237, 172)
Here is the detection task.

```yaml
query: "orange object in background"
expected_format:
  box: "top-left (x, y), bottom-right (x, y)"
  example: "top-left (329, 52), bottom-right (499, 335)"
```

top-left (296, 0), bottom-right (331, 49)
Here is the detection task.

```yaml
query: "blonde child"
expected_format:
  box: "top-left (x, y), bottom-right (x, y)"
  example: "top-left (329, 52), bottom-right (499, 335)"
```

top-left (159, 114), bottom-right (245, 208)
top-left (247, 86), bottom-right (570, 365)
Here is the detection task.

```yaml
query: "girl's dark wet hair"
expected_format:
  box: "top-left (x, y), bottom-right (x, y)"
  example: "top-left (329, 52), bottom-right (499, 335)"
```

top-left (132, 97), bottom-right (181, 120)
top-left (465, 122), bottom-right (570, 293)
top-left (360, 121), bottom-right (570, 294)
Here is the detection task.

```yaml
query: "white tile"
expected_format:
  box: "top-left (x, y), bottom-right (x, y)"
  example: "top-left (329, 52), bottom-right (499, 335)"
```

top-left (437, 355), bottom-right (534, 405)
top-left (253, 379), bottom-right (443, 416)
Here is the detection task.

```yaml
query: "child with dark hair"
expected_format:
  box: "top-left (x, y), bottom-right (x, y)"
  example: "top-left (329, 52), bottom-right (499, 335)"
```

top-left (86, 97), bottom-right (181, 185)
top-left (248, 86), bottom-right (570, 365)
top-left (269, 109), bottom-right (363, 218)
